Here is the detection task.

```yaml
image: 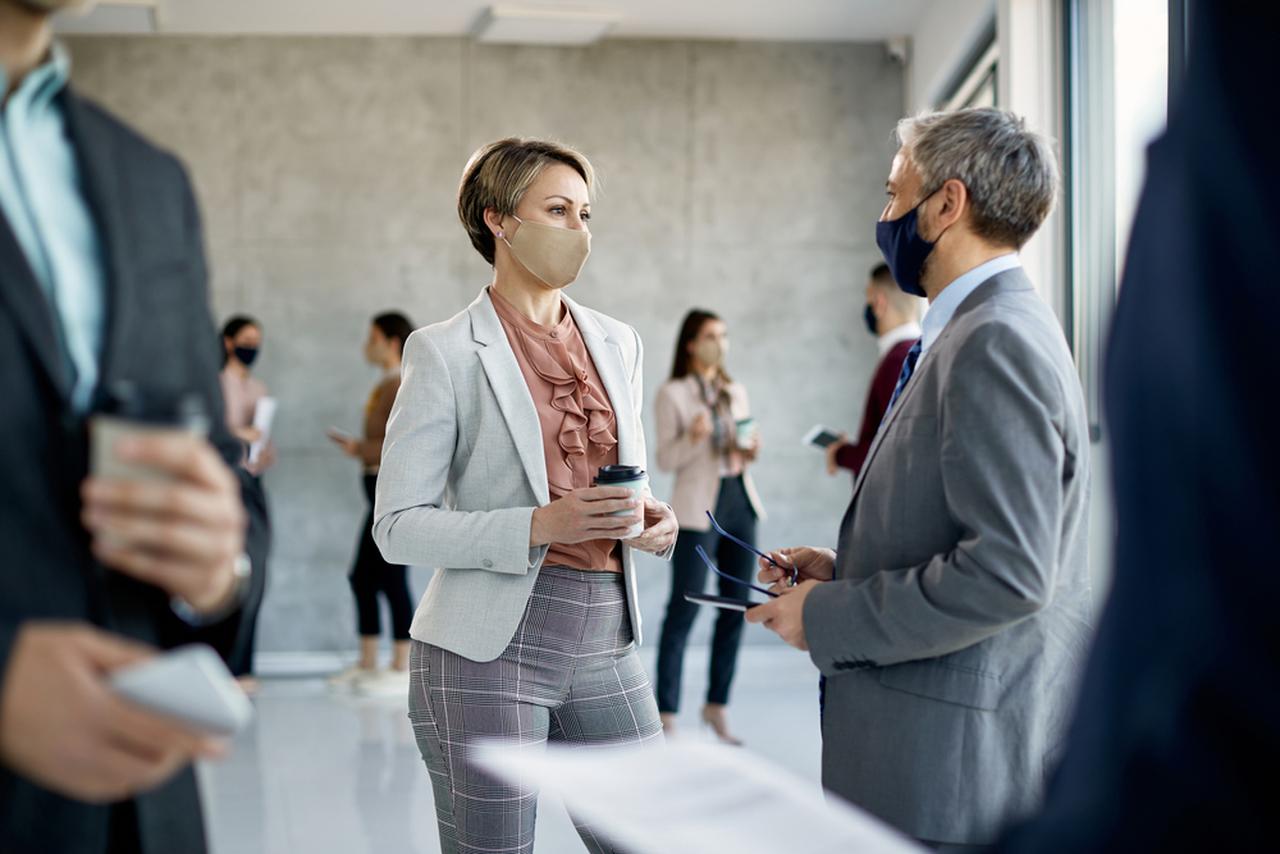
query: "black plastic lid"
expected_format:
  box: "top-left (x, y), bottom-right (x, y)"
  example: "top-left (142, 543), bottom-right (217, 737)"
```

top-left (595, 464), bottom-right (646, 484)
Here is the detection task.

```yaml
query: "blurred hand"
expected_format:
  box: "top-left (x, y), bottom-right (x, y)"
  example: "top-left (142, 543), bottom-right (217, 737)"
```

top-left (530, 486), bottom-right (643, 546)
top-left (745, 580), bottom-right (820, 650)
top-left (825, 434), bottom-right (849, 475)
top-left (246, 442), bottom-right (277, 476)
top-left (757, 546), bottom-right (835, 587)
top-left (740, 433), bottom-right (762, 463)
top-left (234, 426), bottom-right (263, 445)
top-left (0, 623), bottom-right (225, 803)
top-left (81, 433), bottom-right (246, 614)
top-left (326, 430), bottom-right (360, 458)
top-left (623, 496), bottom-right (678, 555)
top-left (688, 411), bottom-right (712, 443)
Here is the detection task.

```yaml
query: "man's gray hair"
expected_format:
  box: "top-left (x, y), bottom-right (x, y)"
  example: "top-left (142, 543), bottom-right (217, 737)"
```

top-left (896, 107), bottom-right (1058, 249)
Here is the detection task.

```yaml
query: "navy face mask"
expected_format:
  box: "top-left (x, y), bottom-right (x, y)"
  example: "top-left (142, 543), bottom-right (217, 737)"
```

top-left (863, 303), bottom-right (878, 336)
top-left (875, 196), bottom-right (937, 298)
top-left (233, 346), bottom-right (259, 367)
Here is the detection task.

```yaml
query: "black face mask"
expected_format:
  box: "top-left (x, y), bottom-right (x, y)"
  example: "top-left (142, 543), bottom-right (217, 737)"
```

top-left (863, 304), bottom-right (878, 336)
top-left (233, 346), bottom-right (259, 367)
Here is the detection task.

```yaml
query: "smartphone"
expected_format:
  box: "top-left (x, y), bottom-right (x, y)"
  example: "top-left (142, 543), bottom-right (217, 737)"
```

top-left (110, 645), bottom-right (254, 736)
top-left (326, 427), bottom-right (354, 443)
top-left (684, 592), bottom-right (757, 612)
top-left (802, 424), bottom-right (842, 449)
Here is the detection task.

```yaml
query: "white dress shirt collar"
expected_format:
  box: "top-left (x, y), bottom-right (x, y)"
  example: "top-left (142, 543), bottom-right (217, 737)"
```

top-left (919, 254), bottom-right (1021, 357)
top-left (877, 320), bottom-right (921, 356)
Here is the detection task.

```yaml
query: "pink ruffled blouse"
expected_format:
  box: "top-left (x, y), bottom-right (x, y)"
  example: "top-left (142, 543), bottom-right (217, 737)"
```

top-left (490, 288), bottom-right (622, 573)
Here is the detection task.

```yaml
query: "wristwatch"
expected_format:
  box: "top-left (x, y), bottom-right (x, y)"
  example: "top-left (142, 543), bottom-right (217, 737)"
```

top-left (170, 552), bottom-right (252, 626)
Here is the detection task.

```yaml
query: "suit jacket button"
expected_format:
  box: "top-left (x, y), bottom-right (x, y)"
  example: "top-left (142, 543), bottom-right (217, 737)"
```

top-left (482, 559), bottom-right (494, 568)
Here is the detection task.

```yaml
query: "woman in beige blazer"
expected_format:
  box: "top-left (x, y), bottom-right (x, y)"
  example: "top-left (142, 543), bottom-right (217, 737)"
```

top-left (373, 138), bottom-right (677, 854)
top-left (653, 310), bottom-right (766, 744)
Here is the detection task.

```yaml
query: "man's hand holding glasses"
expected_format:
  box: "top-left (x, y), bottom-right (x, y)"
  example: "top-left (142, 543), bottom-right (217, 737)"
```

top-left (756, 546), bottom-right (835, 591)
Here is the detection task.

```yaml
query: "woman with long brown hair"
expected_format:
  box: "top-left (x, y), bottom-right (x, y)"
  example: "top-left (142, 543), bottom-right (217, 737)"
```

top-left (653, 309), bottom-right (765, 744)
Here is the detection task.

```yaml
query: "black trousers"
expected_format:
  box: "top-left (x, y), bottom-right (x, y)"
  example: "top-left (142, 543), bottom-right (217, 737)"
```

top-left (350, 474), bottom-right (413, 640)
top-left (207, 473), bottom-right (269, 678)
top-left (656, 475), bottom-right (757, 714)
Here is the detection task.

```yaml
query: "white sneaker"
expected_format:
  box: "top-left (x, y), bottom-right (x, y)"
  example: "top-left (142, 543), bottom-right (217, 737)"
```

top-left (327, 665), bottom-right (377, 691)
top-left (353, 668), bottom-right (410, 698)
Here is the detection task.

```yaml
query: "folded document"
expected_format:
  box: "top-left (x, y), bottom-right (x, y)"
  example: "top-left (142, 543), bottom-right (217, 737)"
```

top-left (475, 740), bottom-right (924, 854)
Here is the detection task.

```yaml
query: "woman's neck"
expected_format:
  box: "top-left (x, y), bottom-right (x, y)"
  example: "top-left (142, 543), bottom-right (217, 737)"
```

top-left (227, 360), bottom-right (250, 378)
top-left (383, 354), bottom-right (402, 375)
top-left (690, 360), bottom-right (717, 383)
top-left (491, 262), bottom-right (563, 327)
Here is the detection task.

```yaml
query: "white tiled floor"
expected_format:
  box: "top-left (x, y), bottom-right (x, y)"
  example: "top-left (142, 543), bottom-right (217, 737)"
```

top-left (198, 645), bottom-right (823, 854)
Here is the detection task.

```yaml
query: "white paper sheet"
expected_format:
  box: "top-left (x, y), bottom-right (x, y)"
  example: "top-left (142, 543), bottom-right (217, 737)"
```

top-left (474, 740), bottom-right (925, 854)
top-left (247, 396), bottom-right (277, 466)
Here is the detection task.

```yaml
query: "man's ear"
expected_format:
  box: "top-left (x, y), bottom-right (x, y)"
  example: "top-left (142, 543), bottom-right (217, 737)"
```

top-left (871, 290), bottom-right (887, 316)
top-left (927, 178), bottom-right (969, 238)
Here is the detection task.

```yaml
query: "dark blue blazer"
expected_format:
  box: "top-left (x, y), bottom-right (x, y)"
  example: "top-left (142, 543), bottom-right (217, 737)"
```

top-left (996, 2), bottom-right (1279, 849)
top-left (0, 90), bottom-right (270, 854)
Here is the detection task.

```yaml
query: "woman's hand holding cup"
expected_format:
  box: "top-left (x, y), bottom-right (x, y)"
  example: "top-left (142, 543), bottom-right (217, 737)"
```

top-left (529, 487), bottom-right (642, 546)
top-left (757, 546), bottom-right (836, 589)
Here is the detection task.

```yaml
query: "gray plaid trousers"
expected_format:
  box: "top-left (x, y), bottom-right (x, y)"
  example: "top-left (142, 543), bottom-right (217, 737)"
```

top-left (408, 564), bottom-right (663, 853)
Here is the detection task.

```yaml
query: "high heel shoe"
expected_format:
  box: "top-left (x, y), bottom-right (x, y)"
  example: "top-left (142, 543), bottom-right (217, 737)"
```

top-left (701, 704), bottom-right (743, 746)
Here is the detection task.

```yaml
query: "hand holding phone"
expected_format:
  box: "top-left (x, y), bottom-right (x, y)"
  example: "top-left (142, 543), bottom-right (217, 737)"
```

top-left (684, 592), bottom-right (753, 612)
top-left (110, 644), bottom-right (253, 736)
top-left (802, 424), bottom-right (843, 449)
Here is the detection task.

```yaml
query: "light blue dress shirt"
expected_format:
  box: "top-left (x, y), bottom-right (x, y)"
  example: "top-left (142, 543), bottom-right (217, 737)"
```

top-left (0, 42), bottom-right (107, 413)
top-left (918, 253), bottom-right (1022, 362)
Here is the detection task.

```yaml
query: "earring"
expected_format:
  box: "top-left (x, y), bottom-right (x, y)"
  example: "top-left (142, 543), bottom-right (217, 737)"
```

top-left (497, 231), bottom-right (504, 239)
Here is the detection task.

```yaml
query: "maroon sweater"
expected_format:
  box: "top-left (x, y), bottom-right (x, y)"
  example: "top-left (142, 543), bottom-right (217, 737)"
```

top-left (835, 338), bottom-right (918, 476)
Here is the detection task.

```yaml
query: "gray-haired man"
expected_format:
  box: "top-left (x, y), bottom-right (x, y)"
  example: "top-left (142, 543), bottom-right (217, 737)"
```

top-left (748, 107), bottom-right (1093, 849)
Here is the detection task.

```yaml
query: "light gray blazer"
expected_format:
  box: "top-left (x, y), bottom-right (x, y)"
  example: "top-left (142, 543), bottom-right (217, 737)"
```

top-left (373, 289), bottom-right (666, 663)
top-left (803, 269), bottom-right (1094, 844)
top-left (653, 375), bottom-right (766, 531)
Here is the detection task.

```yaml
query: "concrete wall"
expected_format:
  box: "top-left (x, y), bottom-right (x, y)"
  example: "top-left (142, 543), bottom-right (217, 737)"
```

top-left (65, 36), bottom-right (903, 655)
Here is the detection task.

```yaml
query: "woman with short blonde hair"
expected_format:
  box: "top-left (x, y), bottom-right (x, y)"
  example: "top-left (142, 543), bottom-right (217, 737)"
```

top-left (374, 137), bottom-right (678, 853)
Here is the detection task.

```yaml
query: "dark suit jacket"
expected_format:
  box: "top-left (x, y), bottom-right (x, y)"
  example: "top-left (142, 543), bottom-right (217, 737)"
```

top-left (0, 90), bottom-right (269, 854)
top-left (994, 2), bottom-right (1278, 849)
top-left (835, 337), bottom-right (916, 475)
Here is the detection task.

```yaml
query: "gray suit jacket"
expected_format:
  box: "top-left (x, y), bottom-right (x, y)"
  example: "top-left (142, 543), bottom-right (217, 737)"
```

top-left (373, 289), bottom-right (666, 663)
top-left (803, 268), bottom-right (1094, 844)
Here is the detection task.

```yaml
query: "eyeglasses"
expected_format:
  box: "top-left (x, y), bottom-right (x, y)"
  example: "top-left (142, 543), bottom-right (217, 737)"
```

top-left (705, 510), bottom-right (799, 587)
top-left (693, 545), bottom-right (778, 600)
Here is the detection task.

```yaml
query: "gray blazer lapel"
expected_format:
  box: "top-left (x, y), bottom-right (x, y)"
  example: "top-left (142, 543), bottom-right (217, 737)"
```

top-left (0, 217), bottom-right (75, 402)
top-left (565, 295), bottom-right (640, 467)
top-left (469, 290), bottom-right (550, 505)
top-left (846, 268), bottom-right (1035, 508)
top-left (847, 348), bottom-right (926, 507)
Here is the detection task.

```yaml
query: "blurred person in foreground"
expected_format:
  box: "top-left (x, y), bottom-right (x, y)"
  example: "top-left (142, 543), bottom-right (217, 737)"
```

top-left (994, 1), bottom-right (1279, 849)
top-left (0, 2), bottom-right (268, 851)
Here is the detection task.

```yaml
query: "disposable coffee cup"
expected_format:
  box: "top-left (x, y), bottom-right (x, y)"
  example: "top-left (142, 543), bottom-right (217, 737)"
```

top-left (594, 464), bottom-right (648, 539)
top-left (734, 417), bottom-right (757, 451)
top-left (90, 386), bottom-right (210, 483)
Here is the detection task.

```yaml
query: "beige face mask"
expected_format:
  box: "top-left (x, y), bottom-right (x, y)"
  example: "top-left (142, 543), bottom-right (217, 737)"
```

top-left (502, 215), bottom-right (591, 289)
top-left (693, 338), bottom-right (728, 367)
